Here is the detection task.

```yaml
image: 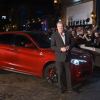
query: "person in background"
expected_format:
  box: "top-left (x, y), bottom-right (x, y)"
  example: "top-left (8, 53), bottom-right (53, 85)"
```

top-left (70, 30), bottom-right (78, 47)
top-left (93, 31), bottom-right (100, 48)
top-left (76, 28), bottom-right (85, 44)
top-left (84, 30), bottom-right (93, 46)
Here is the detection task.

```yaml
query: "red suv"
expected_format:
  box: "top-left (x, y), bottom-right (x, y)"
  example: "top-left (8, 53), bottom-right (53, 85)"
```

top-left (0, 31), bottom-right (93, 84)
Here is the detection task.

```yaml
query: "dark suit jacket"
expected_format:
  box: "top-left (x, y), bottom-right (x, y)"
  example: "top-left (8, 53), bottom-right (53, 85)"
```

top-left (51, 32), bottom-right (74, 62)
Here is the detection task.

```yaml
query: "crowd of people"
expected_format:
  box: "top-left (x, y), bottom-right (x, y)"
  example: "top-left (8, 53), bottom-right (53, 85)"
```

top-left (48, 25), bottom-right (100, 48)
top-left (66, 26), bottom-right (100, 48)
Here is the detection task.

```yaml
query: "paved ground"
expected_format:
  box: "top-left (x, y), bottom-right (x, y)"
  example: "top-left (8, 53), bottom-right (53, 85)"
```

top-left (0, 67), bottom-right (100, 100)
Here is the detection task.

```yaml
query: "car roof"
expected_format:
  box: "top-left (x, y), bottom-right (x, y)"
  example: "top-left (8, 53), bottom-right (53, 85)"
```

top-left (0, 31), bottom-right (25, 34)
top-left (0, 31), bottom-right (25, 35)
top-left (0, 31), bottom-right (46, 35)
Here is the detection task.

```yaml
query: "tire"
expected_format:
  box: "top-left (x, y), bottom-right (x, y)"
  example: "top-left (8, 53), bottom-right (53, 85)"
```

top-left (44, 63), bottom-right (58, 85)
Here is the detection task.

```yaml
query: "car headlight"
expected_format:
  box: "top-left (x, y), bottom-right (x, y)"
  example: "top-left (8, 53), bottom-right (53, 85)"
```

top-left (71, 59), bottom-right (87, 66)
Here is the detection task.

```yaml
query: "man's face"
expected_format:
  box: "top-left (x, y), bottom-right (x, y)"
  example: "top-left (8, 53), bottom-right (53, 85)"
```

top-left (87, 30), bottom-right (91, 35)
top-left (72, 31), bottom-right (75, 35)
top-left (57, 23), bottom-right (64, 33)
top-left (95, 32), bottom-right (99, 37)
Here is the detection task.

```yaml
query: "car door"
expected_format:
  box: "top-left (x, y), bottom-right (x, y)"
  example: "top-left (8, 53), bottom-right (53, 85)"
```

top-left (14, 34), bottom-right (43, 74)
top-left (0, 33), bottom-right (17, 69)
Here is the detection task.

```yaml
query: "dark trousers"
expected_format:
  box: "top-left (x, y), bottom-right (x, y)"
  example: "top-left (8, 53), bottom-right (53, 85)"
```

top-left (56, 61), bottom-right (72, 91)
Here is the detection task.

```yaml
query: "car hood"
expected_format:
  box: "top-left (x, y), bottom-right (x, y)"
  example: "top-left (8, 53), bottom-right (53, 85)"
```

top-left (71, 48), bottom-right (91, 60)
top-left (71, 48), bottom-right (86, 55)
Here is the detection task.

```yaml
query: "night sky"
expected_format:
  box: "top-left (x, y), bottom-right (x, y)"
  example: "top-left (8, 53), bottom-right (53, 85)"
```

top-left (0, 0), bottom-right (60, 30)
top-left (0, 0), bottom-right (55, 15)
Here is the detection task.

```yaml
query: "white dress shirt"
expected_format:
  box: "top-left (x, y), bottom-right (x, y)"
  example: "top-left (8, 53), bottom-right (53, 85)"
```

top-left (60, 33), bottom-right (65, 45)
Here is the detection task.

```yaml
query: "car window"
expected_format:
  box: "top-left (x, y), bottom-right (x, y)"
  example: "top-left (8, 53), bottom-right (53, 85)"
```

top-left (26, 32), bottom-right (51, 48)
top-left (15, 34), bottom-right (37, 49)
top-left (0, 33), bottom-right (15, 46)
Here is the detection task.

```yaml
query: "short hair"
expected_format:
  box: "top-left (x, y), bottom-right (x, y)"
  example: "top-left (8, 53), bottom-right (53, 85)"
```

top-left (56, 21), bottom-right (63, 26)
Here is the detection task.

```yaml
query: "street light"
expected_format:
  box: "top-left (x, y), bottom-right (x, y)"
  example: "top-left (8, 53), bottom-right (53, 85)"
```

top-left (73, 0), bottom-right (80, 2)
top-left (91, 11), bottom-right (96, 18)
top-left (91, 11), bottom-right (96, 25)
top-left (54, 0), bottom-right (58, 4)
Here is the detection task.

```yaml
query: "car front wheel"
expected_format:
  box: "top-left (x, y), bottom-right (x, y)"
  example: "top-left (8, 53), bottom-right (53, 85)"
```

top-left (44, 63), bottom-right (58, 85)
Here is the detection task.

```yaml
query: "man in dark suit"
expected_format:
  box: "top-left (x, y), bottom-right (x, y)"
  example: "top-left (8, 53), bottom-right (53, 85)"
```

top-left (51, 21), bottom-right (74, 93)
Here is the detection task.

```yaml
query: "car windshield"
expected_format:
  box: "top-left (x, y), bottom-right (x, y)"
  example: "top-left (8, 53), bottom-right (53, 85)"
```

top-left (26, 31), bottom-right (51, 48)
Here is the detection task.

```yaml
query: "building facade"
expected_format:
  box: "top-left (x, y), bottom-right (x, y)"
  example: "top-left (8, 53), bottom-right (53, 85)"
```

top-left (61, 0), bottom-right (97, 27)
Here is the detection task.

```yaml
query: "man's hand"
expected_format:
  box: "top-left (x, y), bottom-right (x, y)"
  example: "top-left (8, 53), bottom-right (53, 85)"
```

top-left (60, 47), bottom-right (67, 52)
top-left (60, 46), bottom-right (69, 52)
